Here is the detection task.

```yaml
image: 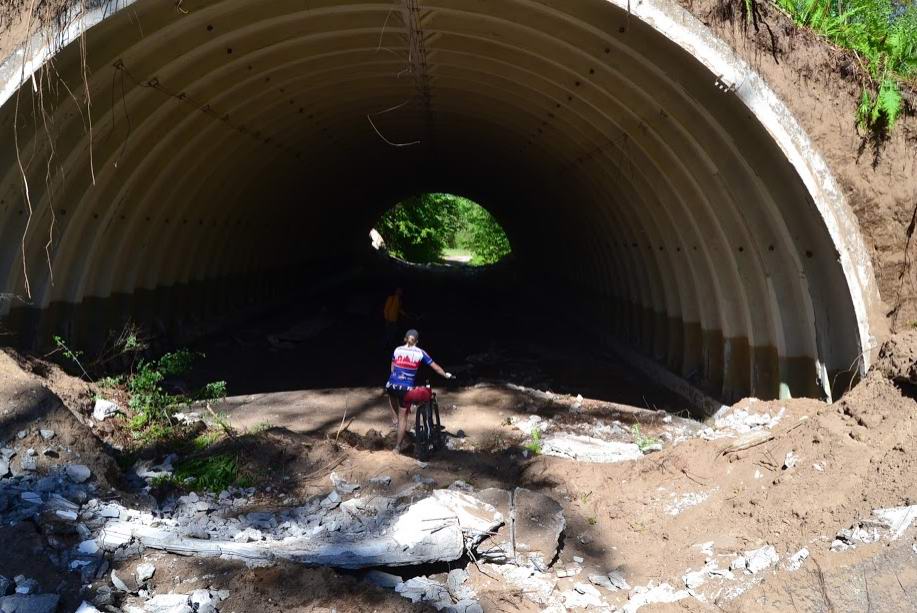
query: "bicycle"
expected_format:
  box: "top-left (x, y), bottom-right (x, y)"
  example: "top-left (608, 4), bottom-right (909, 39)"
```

top-left (412, 381), bottom-right (445, 460)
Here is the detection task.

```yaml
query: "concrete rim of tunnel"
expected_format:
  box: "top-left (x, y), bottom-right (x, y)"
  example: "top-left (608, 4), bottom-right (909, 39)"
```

top-left (0, 0), bottom-right (884, 402)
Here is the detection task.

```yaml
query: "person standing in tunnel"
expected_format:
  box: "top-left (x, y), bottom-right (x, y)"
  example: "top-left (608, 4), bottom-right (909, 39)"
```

top-left (385, 329), bottom-right (453, 452)
top-left (383, 287), bottom-right (408, 347)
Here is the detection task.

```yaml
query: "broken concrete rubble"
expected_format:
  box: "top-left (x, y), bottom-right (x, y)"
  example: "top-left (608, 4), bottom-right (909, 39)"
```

top-left (92, 399), bottom-right (120, 421)
top-left (92, 489), bottom-right (501, 569)
top-left (540, 433), bottom-right (643, 463)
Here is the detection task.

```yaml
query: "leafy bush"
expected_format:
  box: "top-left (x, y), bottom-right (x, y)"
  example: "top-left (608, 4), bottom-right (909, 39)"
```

top-left (774, 0), bottom-right (916, 133)
top-left (124, 349), bottom-right (226, 438)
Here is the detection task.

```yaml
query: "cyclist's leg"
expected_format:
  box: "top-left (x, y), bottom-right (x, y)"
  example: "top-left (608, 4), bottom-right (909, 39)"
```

top-left (395, 403), bottom-right (412, 452)
top-left (387, 393), bottom-right (400, 429)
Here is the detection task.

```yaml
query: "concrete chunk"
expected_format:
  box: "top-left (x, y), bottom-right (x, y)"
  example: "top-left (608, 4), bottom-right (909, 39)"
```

top-left (0, 594), bottom-right (60, 613)
top-left (513, 488), bottom-right (565, 566)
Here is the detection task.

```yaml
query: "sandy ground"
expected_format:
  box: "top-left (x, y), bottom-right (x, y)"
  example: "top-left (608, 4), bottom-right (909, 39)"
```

top-left (3, 328), bottom-right (917, 611)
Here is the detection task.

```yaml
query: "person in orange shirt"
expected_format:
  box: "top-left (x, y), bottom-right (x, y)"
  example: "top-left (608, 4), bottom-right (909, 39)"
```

top-left (383, 287), bottom-right (407, 346)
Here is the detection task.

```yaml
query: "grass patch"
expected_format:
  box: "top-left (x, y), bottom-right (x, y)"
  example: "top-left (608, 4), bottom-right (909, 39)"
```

top-left (631, 424), bottom-right (661, 453)
top-left (524, 426), bottom-right (543, 456)
top-left (155, 454), bottom-right (252, 493)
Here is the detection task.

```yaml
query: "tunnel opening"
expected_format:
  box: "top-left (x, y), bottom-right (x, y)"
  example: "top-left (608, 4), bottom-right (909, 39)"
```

top-left (371, 192), bottom-right (512, 267)
top-left (0, 0), bottom-right (883, 412)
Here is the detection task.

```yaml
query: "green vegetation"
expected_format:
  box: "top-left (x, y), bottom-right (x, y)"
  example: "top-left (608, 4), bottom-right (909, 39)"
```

top-left (524, 426), bottom-right (543, 455)
top-left (125, 349), bottom-right (227, 439)
top-left (772, 0), bottom-right (916, 133)
top-left (631, 424), bottom-right (661, 453)
top-left (376, 193), bottom-right (512, 265)
top-left (150, 454), bottom-right (251, 492)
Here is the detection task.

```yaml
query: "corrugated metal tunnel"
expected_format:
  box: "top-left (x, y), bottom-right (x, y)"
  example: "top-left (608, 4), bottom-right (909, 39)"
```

top-left (0, 0), bottom-right (883, 404)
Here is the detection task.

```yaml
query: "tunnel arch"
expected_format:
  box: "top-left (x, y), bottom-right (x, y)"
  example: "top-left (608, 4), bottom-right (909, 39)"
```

top-left (0, 0), bottom-right (882, 404)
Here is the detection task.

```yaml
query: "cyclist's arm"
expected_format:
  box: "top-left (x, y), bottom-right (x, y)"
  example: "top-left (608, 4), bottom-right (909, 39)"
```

top-left (429, 362), bottom-right (451, 378)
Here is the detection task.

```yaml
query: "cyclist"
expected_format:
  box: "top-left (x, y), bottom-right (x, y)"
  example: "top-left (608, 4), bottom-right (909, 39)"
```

top-left (385, 329), bottom-right (453, 452)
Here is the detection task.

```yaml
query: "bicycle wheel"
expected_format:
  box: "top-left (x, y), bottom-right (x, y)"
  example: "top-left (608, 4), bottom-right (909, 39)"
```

top-left (414, 403), bottom-right (431, 460)
top-left (431, 398), bottom-right (445, 451)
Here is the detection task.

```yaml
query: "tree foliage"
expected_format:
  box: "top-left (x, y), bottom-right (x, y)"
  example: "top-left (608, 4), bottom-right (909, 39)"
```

top-left (375, 193), bottom-right (512, 265)
top-left (774, 0), bottom-right (916, 133)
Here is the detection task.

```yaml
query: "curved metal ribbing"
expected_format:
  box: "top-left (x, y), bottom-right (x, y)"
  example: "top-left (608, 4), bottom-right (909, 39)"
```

top-left (0, 0), bottom-right (882, 402)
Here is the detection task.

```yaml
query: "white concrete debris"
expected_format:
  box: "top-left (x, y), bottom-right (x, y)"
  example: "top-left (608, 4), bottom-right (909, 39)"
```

top-left (623, 582), bottom-right (690, 613)
top-left (485, 564), bottom-right (557, 605)
top-left (540, 433), bottom-right (643, 463)
top-left (562, 582), bottom-right (607, 608)
top-left (682, 561), bottom-right (734, 590)
top-left (135, 563), bottom-right (156, 584)
top-left (743, 545), bottom-right (779, 574)
top-left (329, 472), bottom-right (359, 493)
top-left (511, 415), bottom-right (549, 436)
top-left (133, 455), bottom-right (176, 481)
top-left (395, 574), bottom-right (481, 612)
top-left (76, 602), bottom-right (102, 613)
top-left (712, 406), bottom-right (785, 434)
top-left (369, 475), bottom-right (392, 486)
top-left (93, 399), bottom-right (121, 421)
top-left (92, 489), bottom-right (501, 569)
top-left (665, 490), bottom-right (716, 516)
top-left (872, 505), bottom-right (917, 540)
top-left (783, 451), bottom-right (799, 470)
top-left (785, 547), bottom-right (809, 571)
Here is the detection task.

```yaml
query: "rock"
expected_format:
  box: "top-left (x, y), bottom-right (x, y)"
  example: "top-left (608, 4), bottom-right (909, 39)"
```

top-left (0, 594), bottom-right (60, 613)
top-left (38, 430), bottom-right (54, 440)
top-left (92, 587), bottom-right (113, 607)
top-left (0, 577), bottom-right (10, 597)
top-left (19, 454), bottom-right (37, 472)
top-left (0, 459), bottom-right (9, 478)
top-left (607, 571), bottom-right (630, 591)
top-left (110, 570), bottom-right (131, 593)
top-left (744, 545), bottom-right (779, 574)
top-left (512, 488), bottom-right (565, 566)
top-left (320, 490), bottom-right (341, 510)
top-left (369, 475), bottom-right (391, 487)
top-left (623, 583), bottom-right (689, 613)
top-left (572, 555), bottom-right (584, 563)
top-left (20, 492), bottom-right (41, 505)
top-left (75, 603), bottom-right (102, 613)
top-left (395, 577), bottom-right (451, 606)
top-left (563, 583), bottom-right (606, 608)
top-left (786, 547), bottom-right (809, 571)
top-left (232, 528), bottom-right (263, 543)
top-left (78, 540), bottom-right (100, 555)
top-left (364, 570), bottom-right (403, 589)
top-left (143, 593), bottom-right (191, 613)
top-left (93, 399), bottom-right (120, 421)
top-left (16, 431), bottom-right (27, 440)
top-left (135, 563), bottom-right (156, 584)
top-left (446, 569), bottom-right (475, 601)
top-left (783, 451), bottom-right (799, 469)
top-left (591, 571), bottom-right (632, 591)
top-left (540, 433), bottom-right (643, 463)
top-left (13, 577), bottom-right (38, 595)
top-left (330, 472), bottom-right (360, 493)
top-left (189, 590), bottom-right (219, 613)
top-left (729, 556), bottom-right (746, 571)
top-left (66, 464), bottom-right (92, 483)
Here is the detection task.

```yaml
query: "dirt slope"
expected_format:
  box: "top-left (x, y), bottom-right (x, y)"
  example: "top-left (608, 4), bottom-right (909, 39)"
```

top-left (683, 0), bottom-right (917, 332)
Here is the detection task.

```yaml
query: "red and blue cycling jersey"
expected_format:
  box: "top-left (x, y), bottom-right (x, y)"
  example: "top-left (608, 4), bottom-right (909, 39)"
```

top-left (386, 345), bottom-right (433, 389)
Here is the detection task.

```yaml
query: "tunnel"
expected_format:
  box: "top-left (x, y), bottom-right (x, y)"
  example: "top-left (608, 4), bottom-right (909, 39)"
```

top-left (0, 0), bottom-right (883, 408)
